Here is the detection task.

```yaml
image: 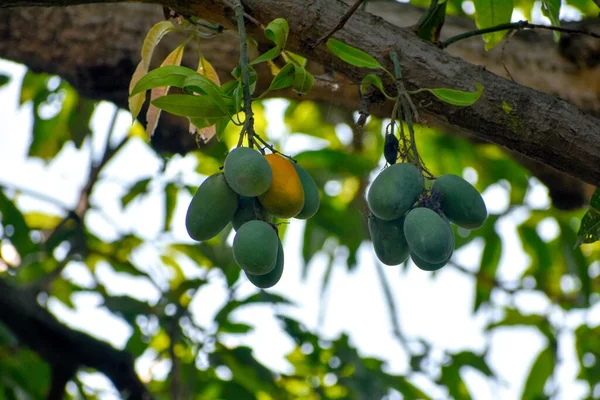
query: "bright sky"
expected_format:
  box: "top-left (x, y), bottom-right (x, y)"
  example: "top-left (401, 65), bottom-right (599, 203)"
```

top-left (0, 3), bottom-right (597, 394)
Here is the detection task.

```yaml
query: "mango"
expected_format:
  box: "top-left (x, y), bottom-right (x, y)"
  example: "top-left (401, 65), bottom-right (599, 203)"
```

top-left (185, 173), bottom-right (239, 241)
top-left (224, 147), bottom-right (272, 197)
top-left (233, 220), bottom-right (278, 275)
top-left (403, 207), bottom-right (454, 264)
top-left (367, 163), bottom-right (424, 221)
top-left (432, 174), bottom-right (487, 229)
top-left (258, 154), bottom-right (304, 218)
top-left (411, 251), bottom-right (452, 272)
top-left (291, 162), bottom-right (320, 219)
top-left (245, 239), bottom-right (284, 288)
top-left (368, 215), bottom-right (409, 266)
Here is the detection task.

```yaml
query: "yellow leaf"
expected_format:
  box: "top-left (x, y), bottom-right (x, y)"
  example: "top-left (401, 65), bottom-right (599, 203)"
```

top-left (146, 44), bottom-right (186, 138)
top-left (141, 21), bottom-right (176, 71)
top-left (128, 61), bottom-right (146, 120)
top-left (189, 55), bottom-right (220, 141)
top-left (24, 212), bottom-right (63, 230)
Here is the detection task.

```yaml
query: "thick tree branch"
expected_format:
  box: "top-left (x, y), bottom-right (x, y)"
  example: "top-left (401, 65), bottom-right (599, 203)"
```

top-left (0, 279), bottom-right (152, 399)
top-left (1, 1), bottom-right (599, 187)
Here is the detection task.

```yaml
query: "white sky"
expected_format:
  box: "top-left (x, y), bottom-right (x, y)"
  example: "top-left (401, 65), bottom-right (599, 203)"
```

top-left (0, 44), bottom-right (597, 400)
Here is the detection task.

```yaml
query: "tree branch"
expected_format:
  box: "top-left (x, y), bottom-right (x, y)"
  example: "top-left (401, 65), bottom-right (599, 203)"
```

top-left (0, 279), bottom-right (152, 399)
top-left (3, 0), bottom-right (599, 186)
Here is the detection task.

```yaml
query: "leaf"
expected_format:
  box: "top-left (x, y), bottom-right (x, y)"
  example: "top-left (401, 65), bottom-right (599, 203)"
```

top-left (103, 295), bottom-right (154, 322)
top-left (219, 322), bottom-right (253, 334)
top-left (182, 75), bottom-right (231, 120)
top-left (0, 191), bottom-right (36, 257)
top-left (191, 56), bottom-right (221, 140)
top-left (23, 212), bottom-right (63, 230)
top-left (361, 73), bottom-right (385, 95)
top-left (268, 63), bottom-right (295, 91)
top-left (473, 0), bottom-right (514, 50)
top-left (422, 82), bottom-right (483, 106)
top-left (146, 44), bottom-right (186, 138)
top-left (576, 188), bottom-right (600, 245)
top-left (128, 61), bottom-right (146, 120)
top-left (521, 346), bottom-right (554, 400)
top-left (560, 221), bottom-right (591, 307)
top-left (292, 65), bottom-right (314, 95)
top-left (0, 74), bottom-right (9, 87)
top-left (164, 182), bottom-right (178, 231)
top-left (474, 232), bottom-right (502, 311)
top-left (121, 178), bottom-right (152, 207)
top-left (541, 0), bottom-right (561, 41)
top-left (141, 21), bottom-right (176, 71)
top-left (326, 38), bottom-right (384, 69)
top-left (131, 65), bottom-right (197, 96)
top-left (250, 18), bottom-right (289, 65)
top-left (151, 94), bottom-right (235, 118)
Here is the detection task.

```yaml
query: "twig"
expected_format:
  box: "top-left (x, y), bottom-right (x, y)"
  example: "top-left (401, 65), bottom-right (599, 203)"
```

top-left (253, 133), bottom-right (296, 162)
top-left (0, 183), bottom-right (71, 211)
top-left (27, 250), bottom-right (74, 294)
top-left (233, 0), bottom-right (256, 149)
top-left (373, 255), bottom-right (411, 355)
top-left (441, 20), bottom-right (600, 49)
top-left (312, 0), bottom-right (366, 48)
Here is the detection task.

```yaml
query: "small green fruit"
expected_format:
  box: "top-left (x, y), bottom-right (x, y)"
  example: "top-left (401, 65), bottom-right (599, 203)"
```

top-left (224, 147), bottom-right (272, 197)
top-left (185, 173), bottom-right (239, 241)
top-left (432, 174), bottom-right (487, 229)
top-left (367, 163), bottom-right (424, 221)
top-left (245, 239), bottom-right (284, 288)
top-left (292, 163), bottom-right (320, 219)
top-left (233, 220), bottom-right (278, 275)
top-left (404, 207), bottom-right (454, 264)
top-left (368, 215), bottom-right (409, 266)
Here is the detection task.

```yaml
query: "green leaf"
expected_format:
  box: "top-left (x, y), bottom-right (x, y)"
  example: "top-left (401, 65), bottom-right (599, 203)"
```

top-left (474, 232), bottom-right (502, 311)
top-left (152, 94), bottom-right (235, 118)
top-left (361, 73), bottom-right (387, 96)
top-left (292, 65), bottom-right (314, 95)
top-left (130, 65), bottom-right (197, 96)
top-left (422, 82), bottom-right (483, 106)
top-left (250, 18), bottom-right (289, 65)
top-left (121, 178), bottom-right (152, 207)
top-left (326, 38), bottom-right (384, 69)
top-left (0, 191), bottom-right (36, 257)
top-left (103, 295), bottom-right (154, 322)
top-left (219, 322), bottom-right (253, 334)
top-left (473, 0), bottom-right (514, 50)
top-left (521, 346), bottom-right (554, 400)
top-left (268, 63), bottom-right (295, 91)
top-left (182, 74), bottom-right (232, 119)
top-left (0, 74), bottom-right (10, 87)
top-left (576, 188), bottom-right (600, 245)
top-left (541, 0), bottom-right (561, 41)
top-left (164, 182), bottom-right (178, 231)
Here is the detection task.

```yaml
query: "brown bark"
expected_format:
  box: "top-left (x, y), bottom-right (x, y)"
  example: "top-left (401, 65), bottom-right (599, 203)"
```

top-left (1, 1), bottom-right (599, 187)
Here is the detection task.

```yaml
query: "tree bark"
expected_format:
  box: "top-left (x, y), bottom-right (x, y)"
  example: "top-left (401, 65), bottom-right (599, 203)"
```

top-left (1, 0), bottom-right (599, 187)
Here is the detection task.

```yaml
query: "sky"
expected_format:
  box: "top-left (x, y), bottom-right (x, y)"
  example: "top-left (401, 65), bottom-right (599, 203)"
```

top-left (0, 3), bottom-right (597, 399)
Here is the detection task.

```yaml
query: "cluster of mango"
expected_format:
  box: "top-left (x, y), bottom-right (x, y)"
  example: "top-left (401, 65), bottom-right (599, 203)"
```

top-left (367, 163), bottom-right (487, 271)
top-left (185, 147), bottom-right (319, 288)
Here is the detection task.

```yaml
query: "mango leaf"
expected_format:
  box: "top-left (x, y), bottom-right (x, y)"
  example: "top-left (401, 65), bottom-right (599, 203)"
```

top-left (146, 44), bottom-right (186, 138)
top-left (521, 346), bottom-right (554, 400)
top-left (131, 65), bottom-right (197, 96)
top-left (219, 322), bottom-right (253, 334)
top-left (164, 182), bottom-right (178, 231)
top-left (141, 21), bottom-right (177, 71)
top-left (420, 82), bottom-right (483, 106)
top-left (182, 75), bottom-right (231, 119)
top-left (231, 65), bottom-right (258, 95)
top-left (128, 61), bottom-right (147, 120)
top-left (0, 191), bottom-right (36, 257)
top-left (192, 56), bottom-right (222, 139)
top-left (474, 231), bottom-right (502, 311)
top-left (361, 73), bottom-right (385, 95)
top-left (268, 63), bottom-right (295, 91)
top-left (326, 38), bottom-right (384, 69)
top-left (0, 74), bottom-right (9, 87)
top-left (541, 0), bottom-right (561, 41)
top-left (23, 212), bottom-right (64, 230)
top-left (103, 295), bottom-right (154, 322)
top-left (250, 18), bottom-right (289, 65)
top-left (473, 0), bottom-right (514, 50)
top-left (576, 188), bottom-right (600, 246)
top-left (151, 94), bottom-right (235, 119)
top-left (121, 177), bottom-right (152, 207)
top-left (19, 70), bottom-right (49, 105)
top-left (292, 65), bottom-right (314, 95)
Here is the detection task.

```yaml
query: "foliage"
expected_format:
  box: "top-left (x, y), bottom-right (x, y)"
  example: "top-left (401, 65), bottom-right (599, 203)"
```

top-left (0, 0), bottom-right (599, 399)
